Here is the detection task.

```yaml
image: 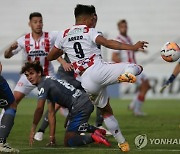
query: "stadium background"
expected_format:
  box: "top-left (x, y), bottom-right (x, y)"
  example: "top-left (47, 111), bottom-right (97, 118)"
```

top-left (0, 0), bottom-right (180, 99)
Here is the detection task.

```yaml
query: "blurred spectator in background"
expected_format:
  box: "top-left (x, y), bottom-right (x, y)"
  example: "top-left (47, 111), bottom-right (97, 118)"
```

top-left (112, 19), bottom-right (151, 116)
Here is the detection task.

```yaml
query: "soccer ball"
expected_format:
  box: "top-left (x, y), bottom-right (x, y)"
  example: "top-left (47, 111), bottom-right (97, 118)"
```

top-left (161, 42), bottom-right (180, 62)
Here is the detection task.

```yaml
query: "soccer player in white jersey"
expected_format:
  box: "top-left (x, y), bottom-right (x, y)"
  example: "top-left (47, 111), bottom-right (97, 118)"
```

top-left (47, 4), bottom-right (148, 152)
top-left (3, 12), bottom-right (58, 108)
top-left (112, 20), bottom-right (151, 116)
top-left (34, 13), bottom-right (110, 142)
top-left (2, 12), bottom-right (61, 145)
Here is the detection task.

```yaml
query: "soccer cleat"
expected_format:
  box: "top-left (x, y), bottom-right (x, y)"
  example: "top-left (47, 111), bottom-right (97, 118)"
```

top-left (91, 129), bottom-right (111, 147)
top-left (0, 143), bottom-right (19, 153)
top-left (118, 73), bottom-right (136, 83)
top-left (118, 141), bottom-right (130, 152)
top-left (98, 126), bottom-right (112, 136)
top-left (134, 111), bottom-right (147, 116)
top-left (128, 104), bottom-right (135, 111)
top-left (95, 129), bottom-right (106, 136)
top-left (34, 132), bottom-right (44, 141)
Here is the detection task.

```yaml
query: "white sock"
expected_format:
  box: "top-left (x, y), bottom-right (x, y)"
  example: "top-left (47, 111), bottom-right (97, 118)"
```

top-left (129, 97), bottom-right (136, 109)
top-left (125, 64), bottom-right (142, 76)
top-left (104, 115), bottom-right (125, 144)
top-left (134, 93), bottom-right (143, 113)
top-left (0, 109), bottom-right (5, 125)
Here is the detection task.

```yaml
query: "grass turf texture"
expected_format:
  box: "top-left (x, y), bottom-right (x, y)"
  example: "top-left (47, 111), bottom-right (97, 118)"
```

top-left (6, 98), bottom-right (180, 154)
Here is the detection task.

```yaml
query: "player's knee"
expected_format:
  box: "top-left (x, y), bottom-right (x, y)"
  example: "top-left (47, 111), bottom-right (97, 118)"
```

top-left (64, 132), bottom-right (76, 147)
top-left (66, 138), bottom-right (75, 147)
top-left (13, 91), bottom-right (25, 105)
top-left (4, 108), bottom-right (16, 117)
top-left (10, 102), bottom-right (18, 110)
top-left (100, 103), bottom-right (113, 117)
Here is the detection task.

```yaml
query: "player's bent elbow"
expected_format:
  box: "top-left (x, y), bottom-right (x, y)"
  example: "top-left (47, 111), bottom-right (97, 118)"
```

top-left (47, 56), bottom-right (52, 61)
top-left (47, 54), bottom-right (56, 61)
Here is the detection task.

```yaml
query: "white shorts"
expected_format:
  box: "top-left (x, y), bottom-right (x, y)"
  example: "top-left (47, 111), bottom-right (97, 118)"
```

top-left (81, 60), bottom-right (141, 108)
top-left (88, 87), bottom-right (109, 108)
top-left (14, 74), bottom-right (36, 95)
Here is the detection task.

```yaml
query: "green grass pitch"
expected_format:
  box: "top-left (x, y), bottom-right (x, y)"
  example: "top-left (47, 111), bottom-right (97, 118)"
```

top-left (6, 98), bottom-right (180, 154)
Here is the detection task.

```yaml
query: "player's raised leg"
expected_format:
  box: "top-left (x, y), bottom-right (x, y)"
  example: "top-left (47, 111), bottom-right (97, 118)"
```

top-left (81, 62), bottom-right (143, 95)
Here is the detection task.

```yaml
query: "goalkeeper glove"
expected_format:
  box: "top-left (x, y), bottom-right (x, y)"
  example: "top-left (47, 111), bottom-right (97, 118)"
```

top-left (160, 74), bottom-right (176, 93)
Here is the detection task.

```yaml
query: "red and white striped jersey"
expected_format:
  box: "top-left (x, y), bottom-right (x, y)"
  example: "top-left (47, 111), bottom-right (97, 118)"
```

top-left (115, 34), bottom-right (136, 64)
top-left (55, 25), bottom-right (102, 76)
top-left (13, 31), bottom-right (58, 76)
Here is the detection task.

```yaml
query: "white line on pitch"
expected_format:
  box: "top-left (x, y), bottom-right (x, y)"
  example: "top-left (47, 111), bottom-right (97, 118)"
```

top-left (20, 147), bottom-right (180, 152)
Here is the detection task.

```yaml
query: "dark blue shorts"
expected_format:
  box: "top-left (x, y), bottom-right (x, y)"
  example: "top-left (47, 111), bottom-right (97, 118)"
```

top-left (0, 75), bottom-right (15, 108)
top-left (66, 94), bottom-right (94, 132)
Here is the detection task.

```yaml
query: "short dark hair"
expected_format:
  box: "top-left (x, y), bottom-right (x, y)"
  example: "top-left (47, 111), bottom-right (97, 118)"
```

top-left (29, 12), bottom-right (42, 20)
top-left (21, 61), bottom-right (44, 76)
top-left (74, 4), bottom-right (96, 18)
top-left (117, 19), bottom-right (127, 27)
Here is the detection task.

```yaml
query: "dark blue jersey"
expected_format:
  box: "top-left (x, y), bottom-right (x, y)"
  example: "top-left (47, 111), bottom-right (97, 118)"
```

top-left (37, 76), bottom-right (83, 109)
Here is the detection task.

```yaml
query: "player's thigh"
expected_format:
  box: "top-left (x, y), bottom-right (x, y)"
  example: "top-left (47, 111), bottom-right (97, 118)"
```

top-left (99, 101), bottom-right (113, 117)
top-left (100, 62), bottom-right (136, 85)
top-left (81, 70), bottom-right (100, 94)
top-left (66, 100), bottom-right (94, 132)
top-left (0, 75), bottom-right (15, 108)
top-left (86, 62), bottom-right (132, 87)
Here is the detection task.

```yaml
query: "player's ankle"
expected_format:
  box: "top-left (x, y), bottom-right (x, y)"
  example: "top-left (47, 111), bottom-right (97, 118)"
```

top-left (38, 129), bottom-right (44, 133)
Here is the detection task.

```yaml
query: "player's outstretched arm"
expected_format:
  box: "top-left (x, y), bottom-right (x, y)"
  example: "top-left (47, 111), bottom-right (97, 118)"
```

top-left (47, 47), bottom-right (64, 61)
top-left (46, 102), bottom-right (56, 146)
top-left (160, 63), bottom-right (180, 93)
top-left (95, 35), bottom-right (148, 51)
top-left (29, 99), bottom-right (46, 146)
top-left (4, 42), bottom-right (18, 58)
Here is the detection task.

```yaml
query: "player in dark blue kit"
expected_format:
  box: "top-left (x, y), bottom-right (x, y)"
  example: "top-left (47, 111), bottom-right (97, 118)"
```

top-left (23, 61), bottom-right (110, 147)
top-left (0, 62), bottom-right (19, 153)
